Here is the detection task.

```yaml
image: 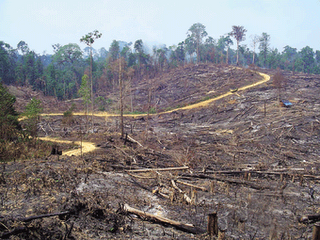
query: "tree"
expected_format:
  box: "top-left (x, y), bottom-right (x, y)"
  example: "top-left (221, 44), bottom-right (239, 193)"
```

top-left (267, 48), bottom-right (281, 69)
top-left (315, 50), bottom-right (320, 64)
top-left (17, 41), bottom-right (29, 55)
top-left (0, 81), bottom-right (21, 142)
top-left (217, 35), bottom-right (233, 64)
top-left (273, 68), bottom-right (286, 102)
top-left (282, 45), bottom-right (297, 71)
top-left (109, 40), bottom-right (120, 62)
top-left (203, 37), bottom-right (216, 63)
top-left (110, 57), bottom-right (127, 138)
top-left (186, 23), bottom-right (208, 63)
top-left (250, 35), bottom-right (260, 65)
top-left (80, 30), bottom-right (102, 130)
top-left (134, 39), bottom-right (149, 66)
top-left (23, 98), bottom-right (42, 138)
top-left (224, 36), bottom-right (233, 64)
top-left (0, 42), bottom-right (15, 84)
top-left (259, 32), bottom-right (270, 67)
top-left (79, 74), bottom-right (91, 131)
top-left (230, 26), bottom-right (247, 65)
top-left (153, 46), bottom-right (168, 72)
top-left (51, 43), bottom-right (83, 99)
top-left (300, 46), bottom-right (314, 73)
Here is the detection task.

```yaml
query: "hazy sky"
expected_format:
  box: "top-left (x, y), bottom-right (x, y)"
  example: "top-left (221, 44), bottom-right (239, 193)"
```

top-left (1, 0), bottom-right (320, 54)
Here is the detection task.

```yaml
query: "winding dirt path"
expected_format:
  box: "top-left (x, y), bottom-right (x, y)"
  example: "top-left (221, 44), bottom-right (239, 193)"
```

top-left (42, 71), bottom-right (270, 118)
top-left (40, 70), bottom-right (271, 156)
top-left (39, 137), bottom-right (95, 156)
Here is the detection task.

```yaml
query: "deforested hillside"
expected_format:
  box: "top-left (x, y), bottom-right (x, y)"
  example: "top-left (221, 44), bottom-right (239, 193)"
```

top-left (2, 64), bottom-right (320, 239)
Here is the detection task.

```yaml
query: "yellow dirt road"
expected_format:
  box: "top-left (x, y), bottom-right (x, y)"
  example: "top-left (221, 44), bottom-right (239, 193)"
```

top-left (42, 71), bottom-right (270, 118)
top-left (39, 137), bottom-right (95, 156)
top-left (40, 70), bottom-right (270, 157)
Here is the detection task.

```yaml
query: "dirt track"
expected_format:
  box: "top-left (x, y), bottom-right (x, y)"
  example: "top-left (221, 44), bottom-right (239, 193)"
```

top-left (4, 65), bottom-right (320, 239)
top-left (38, 137), bottom-right (96, 156)
top-left (39, 69), bottom-right (270, 157)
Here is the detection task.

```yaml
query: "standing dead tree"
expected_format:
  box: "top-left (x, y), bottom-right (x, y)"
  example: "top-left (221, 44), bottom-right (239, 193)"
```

top-left (273, 68), bottom-right (287, 102)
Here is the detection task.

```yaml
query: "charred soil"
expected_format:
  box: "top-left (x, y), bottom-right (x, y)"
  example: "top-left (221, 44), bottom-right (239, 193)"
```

top-left (2, 64), bottom-right (320, 239)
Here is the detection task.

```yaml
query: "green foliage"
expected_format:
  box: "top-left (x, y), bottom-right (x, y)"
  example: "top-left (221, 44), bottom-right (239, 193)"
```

top-left (23, 98), bottom-right (42, 137)
top-left (300, 46), bottom-right (315, 73)
top-left (0, 82), bottom-right (50, 161)
top-left (109, 40), bottom-right (120, 61)
top-left (79, 74), bottom-right (91, 112)
top-left (80, 30), bottom-right (102, 47)
top-left (0, 81), bottom-right (21, 142)
top-left (95, 96), bottom-right (112, 111)
top-left (149, 107), bottom-right (156, 114)
top-left (230, 26), bottom-right (247, 65)
top-left (259, 32), bottom-right (271, 67)
top-left (186, 23), bottom-right (208, 63)
top-left (63, 103), bottom-right (75, 125)
top-left (0, 41), bottom-right (15, 84)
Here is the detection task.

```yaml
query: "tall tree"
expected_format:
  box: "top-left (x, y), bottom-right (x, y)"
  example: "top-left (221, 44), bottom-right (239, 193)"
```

top-left (273, 68), bottom-right (286, 102)
top-left (267, 48), bottom-right (281, 69)
top-left (299, 46), bottom-right (314, 73)
top-left (203, 37), bottom-right (215, 63)
top-left (250, 35), bottom-right (260, 65)
top-left (0, 81), bottom-right (21, 142)
top-left (186, 23), bottom-right (208, 63)
top-left (52, 43), bottom-right (83, 99)
top-left (134, 39), bottom-right (149, 66)
top-left (23, 98), bottom-right (42, 138)
top-left (17, 41), bottom-right (29, 55)
top-left (259, 32), bottom-right (270, 67)
top-left (109, 40), bottom-right (120, 62)
top-left (79, 74), bottom-right (91, 131)
top-left (217, 35), bottom-right (233, 64)
top-left (282, 45), bottom-right (297, 71)
top-left (230, 26), bottom-right (247, 65)
top-left (80, 30), bottom-right (102, 130)
top-left (169, 41), bottom-right (185, 66)
top-left (0, 42), bottom-right (12, 84)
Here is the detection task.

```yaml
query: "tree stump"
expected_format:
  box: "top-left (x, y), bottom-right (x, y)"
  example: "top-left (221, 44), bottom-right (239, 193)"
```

top-left (207, 213), bottom-right (218, 236)
top-left (312, 223), bottom-right (320, 240)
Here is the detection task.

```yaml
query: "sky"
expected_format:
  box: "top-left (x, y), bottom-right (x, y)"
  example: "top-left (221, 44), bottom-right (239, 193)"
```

top-left (1, 0), bottom-right (320, 55)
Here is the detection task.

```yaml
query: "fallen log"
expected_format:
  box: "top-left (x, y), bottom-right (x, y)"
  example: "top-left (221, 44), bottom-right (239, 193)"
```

top-left (16, 211), bottom-right (70, 222)
top-left (181, 174), bottom-right (276, 191)
top-left (299, 214), bottom-right (320, 224)
top-left (0, 227), bottom-right (27, 239)
top-left (127, 135), bottom-right (143, 147)
top-left (171, 180), bottom-right (192, 204)
top-left (176, 180), bottom-right (208, 192)
top-left (127, 172), bottom-right (156, 179)
top-left (0, 212), bottom-right (71, 239)
top-left (127, 166), bottom-right (189, 173)
top-left (122, 204), bottom-right (204, 234)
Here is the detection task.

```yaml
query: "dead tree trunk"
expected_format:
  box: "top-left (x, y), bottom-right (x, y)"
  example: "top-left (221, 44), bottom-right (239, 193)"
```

top-left (122, 204), bottom-right (204, 234)
top-left (207, 213), bottom-right (218, 236)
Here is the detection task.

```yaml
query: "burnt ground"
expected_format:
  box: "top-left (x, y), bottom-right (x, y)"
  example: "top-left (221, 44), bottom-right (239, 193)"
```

top-left (2, 64), bottom-right (320, 239)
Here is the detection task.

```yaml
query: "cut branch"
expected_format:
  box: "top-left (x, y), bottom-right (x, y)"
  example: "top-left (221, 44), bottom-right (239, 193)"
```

top-left (171, 180), bottom-right (192, 204)
top-left (176, 180), bottom-right (208, 192)
top-left (16, 211), bottom-right (70, 222)
top-left (127, 166), bottom-right (189, 173)
top-left (123, 204), bottom-right (204, 234)
top-left (182, 173), bottom-right (276, 190)
top-left (127, 135), bottom-right (143, 147)
top-left (299, 214), bottom-right (320, 224)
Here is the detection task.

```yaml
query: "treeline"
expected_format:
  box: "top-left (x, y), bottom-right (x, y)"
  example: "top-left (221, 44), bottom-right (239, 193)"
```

top-left (1, 23), bottom-right (320, 100)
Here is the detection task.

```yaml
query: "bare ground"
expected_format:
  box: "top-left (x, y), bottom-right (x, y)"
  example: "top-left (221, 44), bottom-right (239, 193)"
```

top-left (2, 64), bottom-right (320, 239)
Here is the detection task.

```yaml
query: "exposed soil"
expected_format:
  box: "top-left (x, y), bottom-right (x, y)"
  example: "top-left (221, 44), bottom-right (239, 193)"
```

top-left (2, 63), bottom-right (320, 239)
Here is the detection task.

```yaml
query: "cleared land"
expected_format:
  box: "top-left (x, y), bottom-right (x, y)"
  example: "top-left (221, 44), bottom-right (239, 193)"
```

top-left (2, 64), bottom-right (320, 239)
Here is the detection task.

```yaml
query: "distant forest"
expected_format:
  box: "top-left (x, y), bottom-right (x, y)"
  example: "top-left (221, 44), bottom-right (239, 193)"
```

top-left (1, 23), bottom-right (319, 100)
